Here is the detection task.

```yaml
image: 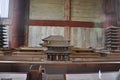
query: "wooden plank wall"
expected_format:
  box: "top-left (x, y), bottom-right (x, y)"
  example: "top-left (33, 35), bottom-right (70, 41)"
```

top-left (70, 0), bottom-right (104, 48)
top-left (28, 0), bottom-right (104, 48)
top-left (29, 0), bottom-right (64, 20)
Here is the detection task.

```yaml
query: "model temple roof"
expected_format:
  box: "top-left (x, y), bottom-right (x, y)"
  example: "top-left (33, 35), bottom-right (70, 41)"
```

top-left (42, 35), bottom-right (70, 41)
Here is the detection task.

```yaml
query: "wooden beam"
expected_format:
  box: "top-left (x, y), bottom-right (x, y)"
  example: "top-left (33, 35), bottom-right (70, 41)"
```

top-left (65, 0), bottom-right (71, 20)
top-left (28, 20), bottom-right (94, 27)
top-left (64, 0), bottom-right (71, 39)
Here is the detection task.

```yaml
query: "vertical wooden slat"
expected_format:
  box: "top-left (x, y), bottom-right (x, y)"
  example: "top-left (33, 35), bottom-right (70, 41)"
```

top-left (115, 0), bottom-right (120, 26)
top-left (64, 0), bottom-right (71, 39)
top-left (24, 0), bottom-right (30, 47)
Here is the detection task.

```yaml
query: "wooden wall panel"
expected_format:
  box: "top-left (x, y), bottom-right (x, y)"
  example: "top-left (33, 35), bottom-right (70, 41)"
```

top-left (30, 0), bottom-right (64, 20)
top-left (70, 0), bottom-right (104, 48)
top-left (71, 0), bottom-right (103, 22)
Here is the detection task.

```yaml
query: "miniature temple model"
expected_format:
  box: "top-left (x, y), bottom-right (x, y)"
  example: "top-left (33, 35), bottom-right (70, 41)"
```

top-left (41, 35), bottom-right (72, 61)
top-left (105, 26), bottom-right (120, 52)
top-left (0, 23), bottom-right (7, 48)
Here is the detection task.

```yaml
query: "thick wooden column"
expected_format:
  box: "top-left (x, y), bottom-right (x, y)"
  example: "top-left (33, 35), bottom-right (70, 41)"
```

top-left (9, 0), bottom-right (27, 48)
top-left (9, 0), bottom-right (19, 48)
top-left (64, 0), bottom-right (71, 39)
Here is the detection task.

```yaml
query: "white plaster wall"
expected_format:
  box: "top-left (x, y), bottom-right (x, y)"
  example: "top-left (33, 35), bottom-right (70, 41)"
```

top-left (71, 27), bottom-right (104, 48)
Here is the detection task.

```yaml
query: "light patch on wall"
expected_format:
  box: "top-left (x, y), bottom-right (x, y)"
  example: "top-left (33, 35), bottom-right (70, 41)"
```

top-left (0, 0), bottom-right (9, 18)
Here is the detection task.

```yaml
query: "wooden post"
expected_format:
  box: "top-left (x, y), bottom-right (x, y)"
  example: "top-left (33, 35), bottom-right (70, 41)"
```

top-left (9, 0), bottom-right (27, 48)
top-left (64, 0), bottom-right (71, 39)
top-left (9, 0), bottom-right (19, 48)
top-left (24, 0), bottom-right (30, 47)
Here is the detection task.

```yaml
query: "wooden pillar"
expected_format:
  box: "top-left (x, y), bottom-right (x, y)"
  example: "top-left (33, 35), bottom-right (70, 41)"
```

top-left (48, 54), bottom-right (52, 61)
top-left (64, 0), bottom-right (71, 39)
top-left (103, 0), bottom-right (117, 27)
top-left (9, 0), bottom-right (27, 48)
top-left (9, 0), bottom-right (19, 48)
top-left (56, 55), bottom-right (59, 61)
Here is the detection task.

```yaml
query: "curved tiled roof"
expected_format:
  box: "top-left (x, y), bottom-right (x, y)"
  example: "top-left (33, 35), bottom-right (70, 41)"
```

top-left (42, 35), bottom-right (70, 41)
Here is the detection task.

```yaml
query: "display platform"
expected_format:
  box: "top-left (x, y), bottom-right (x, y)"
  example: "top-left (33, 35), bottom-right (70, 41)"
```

top-left (0, 72), bottom-right (27, 80)
top-left (65, 71), bottom-right (119, 80)
top-left (0, 72), bottom-right (47, 80)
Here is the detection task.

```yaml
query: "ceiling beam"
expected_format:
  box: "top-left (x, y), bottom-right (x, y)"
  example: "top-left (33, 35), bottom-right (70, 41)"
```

top-left (28, 20), bottom-right (94, 27)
